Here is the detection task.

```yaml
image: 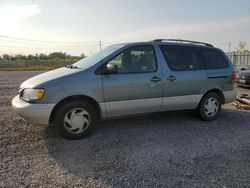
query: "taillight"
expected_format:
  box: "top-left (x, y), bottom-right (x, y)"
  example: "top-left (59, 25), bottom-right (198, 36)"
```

top-left (231, 72), bottom-right (236, 81)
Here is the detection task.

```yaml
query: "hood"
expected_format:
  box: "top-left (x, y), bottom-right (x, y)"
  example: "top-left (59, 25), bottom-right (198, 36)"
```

top-left (20, 67), bottom-right (83, 88)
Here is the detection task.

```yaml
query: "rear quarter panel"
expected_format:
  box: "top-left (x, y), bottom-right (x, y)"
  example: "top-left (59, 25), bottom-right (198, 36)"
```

top-left (205, 49), bottom-right (234, 92)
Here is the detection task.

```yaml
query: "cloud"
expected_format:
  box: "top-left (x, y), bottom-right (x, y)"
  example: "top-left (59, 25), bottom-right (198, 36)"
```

top-left (0, 4), bottom-right (40, 26)
top-left (104, 18), bottom-right (250, 42)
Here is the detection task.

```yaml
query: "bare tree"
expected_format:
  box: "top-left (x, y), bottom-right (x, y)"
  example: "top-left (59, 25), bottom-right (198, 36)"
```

top-left (235, 41), bottom-right (248, 52)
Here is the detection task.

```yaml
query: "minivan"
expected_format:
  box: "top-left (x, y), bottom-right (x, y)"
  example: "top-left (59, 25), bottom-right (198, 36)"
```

top-left (12, 39), bottom-right (237, 139)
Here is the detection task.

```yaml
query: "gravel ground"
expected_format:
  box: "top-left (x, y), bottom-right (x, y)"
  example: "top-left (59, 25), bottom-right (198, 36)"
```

top-left (0, 71), bottom-right (250, 188)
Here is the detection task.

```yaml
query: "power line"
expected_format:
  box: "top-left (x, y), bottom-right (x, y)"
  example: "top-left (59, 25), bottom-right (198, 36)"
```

top-left (0, 34), bottom-right (99, 44)
top-left (0, 44), bottom-right (101, 56)
top-left (0, 45), bottom-right (28, 49)
top-left (0, 38), bottom-right (99, 47)
top-left (0, 44), bottom-right (100, 50)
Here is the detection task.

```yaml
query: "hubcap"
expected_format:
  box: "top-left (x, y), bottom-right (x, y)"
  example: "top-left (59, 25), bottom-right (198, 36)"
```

top-left (63, 108), bottom-right (90, 134)
top-left (204, 98), bottom-right (219, 117)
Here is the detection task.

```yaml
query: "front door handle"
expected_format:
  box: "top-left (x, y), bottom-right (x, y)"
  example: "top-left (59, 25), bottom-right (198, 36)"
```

top-left (150, 76), bottom-right (162, 83)
top-left (166, 75), bottom-right (176, 81)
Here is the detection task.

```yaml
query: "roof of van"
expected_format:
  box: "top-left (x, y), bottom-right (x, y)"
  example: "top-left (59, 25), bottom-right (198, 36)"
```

top-left (152, 39), bottom-right (214, 47)
top-left (119, 39), bottom-right (216, 49)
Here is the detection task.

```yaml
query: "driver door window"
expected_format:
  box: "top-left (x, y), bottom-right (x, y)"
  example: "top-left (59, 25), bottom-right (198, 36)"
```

top-left (107, 46), bottom-right (157, 73)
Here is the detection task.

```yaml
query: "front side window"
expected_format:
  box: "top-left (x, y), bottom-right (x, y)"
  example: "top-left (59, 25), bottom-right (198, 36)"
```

top-left (74, 44), bottom-right (125, 69)
top-left (160, 45), bottom-right (204, 71)
top-left (107, 45), bottom-right (157, 73)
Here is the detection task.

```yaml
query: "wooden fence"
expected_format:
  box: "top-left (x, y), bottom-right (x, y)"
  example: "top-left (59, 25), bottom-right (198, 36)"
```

top-left (227, 51), bottom-right (250, 70)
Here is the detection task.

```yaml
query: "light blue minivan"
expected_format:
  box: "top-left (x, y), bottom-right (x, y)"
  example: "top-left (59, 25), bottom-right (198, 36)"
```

top-left (12, 39), bottom-right (236, 139)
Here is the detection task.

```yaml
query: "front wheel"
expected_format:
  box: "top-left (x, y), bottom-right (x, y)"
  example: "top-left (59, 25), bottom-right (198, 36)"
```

top-left (54, 100), bottom-right (97, 139)
top-left (197, 92), bottom-right (222, 121)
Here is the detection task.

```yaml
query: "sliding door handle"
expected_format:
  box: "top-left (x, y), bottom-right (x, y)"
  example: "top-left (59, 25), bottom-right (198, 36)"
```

top-left (166, 75), bottom-right (176, 81)
top-left (150, 76), bottom-right (162, 83)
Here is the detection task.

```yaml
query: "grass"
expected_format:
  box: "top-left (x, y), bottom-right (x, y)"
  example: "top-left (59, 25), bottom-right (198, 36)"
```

top-left (0, 64), bottom-right (65, 71)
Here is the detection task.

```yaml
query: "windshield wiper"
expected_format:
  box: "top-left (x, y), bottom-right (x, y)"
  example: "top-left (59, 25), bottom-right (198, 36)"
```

top-left (65, 64), bottom-right (78, 69)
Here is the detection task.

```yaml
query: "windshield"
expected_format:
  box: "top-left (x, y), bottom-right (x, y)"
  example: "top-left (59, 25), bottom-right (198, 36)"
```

top-left (73, 44), bottom-right (125, 68)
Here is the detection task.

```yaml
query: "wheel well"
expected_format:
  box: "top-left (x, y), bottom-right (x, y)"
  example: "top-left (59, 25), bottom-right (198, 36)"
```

top-left (202, 89), bottom-right (225, 104)
top-left (49, 95), bottom-right (101, 124)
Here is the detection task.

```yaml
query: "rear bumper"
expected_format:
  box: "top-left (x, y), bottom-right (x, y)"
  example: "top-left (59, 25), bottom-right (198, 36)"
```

top-left (223, 90), bottom-right (237, 104)
top-left (12, 95), bottom-right (55, 125)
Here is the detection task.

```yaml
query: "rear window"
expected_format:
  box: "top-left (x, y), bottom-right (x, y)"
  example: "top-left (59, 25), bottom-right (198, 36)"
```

top-left (160, 45), bottom-right (204, 71)
top-left (199, 49), bottom-right (229, 69)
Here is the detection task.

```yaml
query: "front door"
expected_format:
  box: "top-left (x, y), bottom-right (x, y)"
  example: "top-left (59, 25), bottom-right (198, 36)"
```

top-left (102, 45), bottom-right (164, 117)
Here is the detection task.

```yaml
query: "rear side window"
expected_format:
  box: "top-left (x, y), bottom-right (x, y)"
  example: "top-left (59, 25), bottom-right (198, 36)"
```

top-left (199, 49), bottom-right (228, 69)
top-left (160, 45), bottom-right (204, 71)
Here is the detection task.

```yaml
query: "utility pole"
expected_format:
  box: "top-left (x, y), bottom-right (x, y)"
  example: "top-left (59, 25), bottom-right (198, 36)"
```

top-left (99, 41), bottom-right (102, 51)
top-left (228, 42), bottom-right (232, 53)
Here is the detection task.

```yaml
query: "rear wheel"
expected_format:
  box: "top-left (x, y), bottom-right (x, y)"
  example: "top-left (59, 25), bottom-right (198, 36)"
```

top-left (198, 92), bottom-right (222, 121)
top-left (54, 100), bottom-right (97, 139)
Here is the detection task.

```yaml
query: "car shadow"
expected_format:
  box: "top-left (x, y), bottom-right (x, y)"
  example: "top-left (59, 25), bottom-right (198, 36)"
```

top-left (44, 109), bottom-right (250, 187)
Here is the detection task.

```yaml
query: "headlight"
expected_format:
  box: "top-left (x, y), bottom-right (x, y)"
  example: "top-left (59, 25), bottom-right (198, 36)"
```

top-left (21, 88), bottom-right (45, 101)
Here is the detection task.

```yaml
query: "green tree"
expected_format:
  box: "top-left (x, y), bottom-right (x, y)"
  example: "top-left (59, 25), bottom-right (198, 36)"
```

top-left (39, 53), bottom-right (48, 60)
top-left (80, 53), bottom-right (86, 58)
top-left (0, 52), bottom-right (85, 62)
top-left (3, 54), bottom-right (10, 60)
top-left (27, 55), bottom-right (36, 61)
top-left (48, 52), bottom-right (67, 60)
top-left (15, 54), bottom-right (26, 61)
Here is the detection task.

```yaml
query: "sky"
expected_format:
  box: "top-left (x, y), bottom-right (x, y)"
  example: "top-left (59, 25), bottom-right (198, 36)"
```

top-left (0, 0), bottom-right (250, 55)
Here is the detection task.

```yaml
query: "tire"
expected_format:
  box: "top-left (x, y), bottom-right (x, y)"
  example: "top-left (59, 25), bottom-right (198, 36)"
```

top-left (54, 100), bottom-right (97, 139)
top-left (197, 92), bottom-right (222, 121)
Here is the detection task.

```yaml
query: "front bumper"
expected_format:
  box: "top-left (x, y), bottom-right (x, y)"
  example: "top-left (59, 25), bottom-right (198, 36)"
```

top-left (12, 95), bottom-right (55, 125)
top-left (236, 78), bottom-right (250, 87)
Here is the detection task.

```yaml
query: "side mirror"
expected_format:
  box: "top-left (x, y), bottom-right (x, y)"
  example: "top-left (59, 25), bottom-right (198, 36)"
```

top-left (103, 64), bottom-right (118, 74)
